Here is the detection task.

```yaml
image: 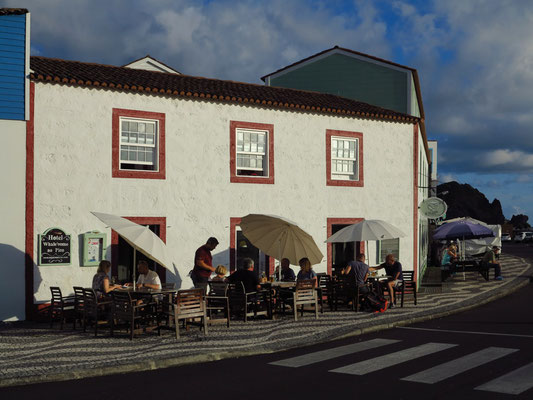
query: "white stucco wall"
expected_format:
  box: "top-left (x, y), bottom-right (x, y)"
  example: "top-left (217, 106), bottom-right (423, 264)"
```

top-left (31, 82), bottom-right (417, 302)
top-left (0, 120), bottom-right (26, 320)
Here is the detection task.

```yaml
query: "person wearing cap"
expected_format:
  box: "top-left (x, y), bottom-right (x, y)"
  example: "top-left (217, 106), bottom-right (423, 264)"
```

top-left (192, 237), bottom-right (219, 290)
top-left (482, 246), bottom-right (503, 280)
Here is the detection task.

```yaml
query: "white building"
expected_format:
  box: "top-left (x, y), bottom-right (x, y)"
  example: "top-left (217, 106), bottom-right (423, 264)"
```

top-left (0, 10), bottom-right (429, 320)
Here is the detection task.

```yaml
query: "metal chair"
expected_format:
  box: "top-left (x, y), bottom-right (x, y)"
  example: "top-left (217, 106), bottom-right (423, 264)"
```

top-left (206, 281), bottom-right (230, 327)
top-left (82, 288), bottom-right (112, 337)
top-left (395, 271), bottom-right (417, 307)
top-left (49, 287), bottom-right (75, 329)
top-left (228, 282), bottom-right (270, 322)
top-left (110, 290), bottom-right (151, 340)
top-left (316, 273), bottom-right (333, 313)
top-left (72, 286), bottom-right (85, 329)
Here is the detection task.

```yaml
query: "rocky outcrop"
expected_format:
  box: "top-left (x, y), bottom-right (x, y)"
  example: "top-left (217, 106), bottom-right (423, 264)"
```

top-left (510, 214), bottom-right (531, 230)
top-left (437, 181), bottom-right (505, 225)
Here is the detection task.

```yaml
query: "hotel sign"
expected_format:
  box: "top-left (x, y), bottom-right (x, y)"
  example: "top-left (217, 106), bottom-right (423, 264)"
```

top-left (39, 227), bottom-right (71, 266)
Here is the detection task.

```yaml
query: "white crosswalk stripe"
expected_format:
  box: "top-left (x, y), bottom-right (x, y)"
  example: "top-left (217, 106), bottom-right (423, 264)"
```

top-left (475, 361), bottom-right (533, 395)
top-left (401, 347), bottom-right (518, 384)
top-left (270, 339), bottom-right (533, 395)
top-left (269, 338), bottom-right (400, 368)
top-left (329, 342), bottom-right (457, 375)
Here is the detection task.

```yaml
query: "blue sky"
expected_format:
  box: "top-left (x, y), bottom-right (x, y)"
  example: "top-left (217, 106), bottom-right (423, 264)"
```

top-left (9, 0), bottom-right (533, 221)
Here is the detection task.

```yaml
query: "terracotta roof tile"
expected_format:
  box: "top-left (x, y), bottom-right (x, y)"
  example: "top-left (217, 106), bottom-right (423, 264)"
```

top-left (30, 56), bottom-right (419, 124)
top-left (0, 8), bottom-right (29, 15)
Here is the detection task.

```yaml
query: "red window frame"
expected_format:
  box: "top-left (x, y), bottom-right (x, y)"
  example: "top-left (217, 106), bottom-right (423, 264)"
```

top-left (110, 216), bottom-right (167, 283)
top-left (326, 129), bottom-right (364, 187)
top-left (112, 108), bottom-right (166, 179)
top-left (230, 120), bottom-right (274, 184)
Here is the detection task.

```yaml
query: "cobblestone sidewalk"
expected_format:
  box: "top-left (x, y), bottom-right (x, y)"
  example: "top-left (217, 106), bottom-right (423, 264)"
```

top-left (1, 254), bottom-right (531, 388)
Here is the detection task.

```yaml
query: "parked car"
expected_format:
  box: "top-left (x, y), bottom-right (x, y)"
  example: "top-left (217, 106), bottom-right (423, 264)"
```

top-left (515, 232), bottom-right (527, 242)
top-left (501, 233), bottom-right (511, 242)
top-left (525, 232), bottom-right (533, 243)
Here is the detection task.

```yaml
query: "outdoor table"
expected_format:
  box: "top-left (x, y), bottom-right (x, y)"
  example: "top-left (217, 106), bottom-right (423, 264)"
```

top-left (260, 282), bottom-right (296, 317)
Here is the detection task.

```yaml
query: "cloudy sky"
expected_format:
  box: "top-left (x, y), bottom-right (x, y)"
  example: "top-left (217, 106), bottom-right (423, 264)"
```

top-left (8, 0), bottom-right (533, 220)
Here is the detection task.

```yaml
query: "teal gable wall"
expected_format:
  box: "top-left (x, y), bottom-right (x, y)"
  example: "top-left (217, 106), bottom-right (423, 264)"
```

top-left (269, 53), bottom-right (409, 114)
top-left (0, 13), bottom-right (26, 121)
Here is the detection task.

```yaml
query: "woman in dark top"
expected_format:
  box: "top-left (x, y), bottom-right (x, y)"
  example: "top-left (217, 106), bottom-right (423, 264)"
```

top-left (296, 257), bottom-right (317, 286)
top-left (92, 260), bottom-right (121, 298)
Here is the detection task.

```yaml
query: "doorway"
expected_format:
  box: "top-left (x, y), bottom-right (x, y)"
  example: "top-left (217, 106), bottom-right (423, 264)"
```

top-left (327, 218), bottom-right (364, 276)
top-left (235, 230), bottom-right (269, 279)
top-left (111, 217), bottom-right (167, 284)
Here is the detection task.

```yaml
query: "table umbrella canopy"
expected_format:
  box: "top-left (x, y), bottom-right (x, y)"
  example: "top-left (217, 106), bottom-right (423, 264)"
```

top-left (91, 212), bottom-right (173, 270)
top-left (239, 214), bottom-right (323, 266)
top-left (326, 219), bottom-right (407, 243)
top-left (433, 220), bottom-right (494, 240)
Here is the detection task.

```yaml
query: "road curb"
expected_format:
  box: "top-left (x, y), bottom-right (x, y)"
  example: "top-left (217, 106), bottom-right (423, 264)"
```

top-left (2, 263), bottom-right (531, 388)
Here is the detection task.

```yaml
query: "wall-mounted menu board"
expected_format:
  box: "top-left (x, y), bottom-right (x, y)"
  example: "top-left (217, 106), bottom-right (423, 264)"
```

top-left (39, 227), bottom-right (71, 266)
top-left (82, 232), bottom-right (107, 266)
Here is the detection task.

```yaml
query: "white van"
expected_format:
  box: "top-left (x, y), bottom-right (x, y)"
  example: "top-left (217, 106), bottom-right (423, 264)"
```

top-left (515, 232), bottom-right (527, 242)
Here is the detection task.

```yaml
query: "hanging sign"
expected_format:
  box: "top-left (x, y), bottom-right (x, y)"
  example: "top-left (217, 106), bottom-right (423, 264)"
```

top-left (38, 227), bottom-right (71, 266)
top-left (419, 197), bottom-right (448, 219)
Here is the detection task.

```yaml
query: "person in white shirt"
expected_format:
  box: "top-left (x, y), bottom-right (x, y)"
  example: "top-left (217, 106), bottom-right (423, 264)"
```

top-left (136, 260), bottom-right (161, 289)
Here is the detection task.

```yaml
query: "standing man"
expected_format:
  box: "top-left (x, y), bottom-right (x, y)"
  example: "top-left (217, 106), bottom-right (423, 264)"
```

top-left (192, 237), bottom-right (219, 290)
top-left (370, 254), bottom-right (403, 307)
top-left (136, 259), bottom-right (162, 289)
top-left (482, 246), bottom-right (503, 280)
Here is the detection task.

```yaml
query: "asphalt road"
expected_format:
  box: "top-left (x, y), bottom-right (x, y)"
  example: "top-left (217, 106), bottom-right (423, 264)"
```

top-left (2, 242), bottom-right (532, 400)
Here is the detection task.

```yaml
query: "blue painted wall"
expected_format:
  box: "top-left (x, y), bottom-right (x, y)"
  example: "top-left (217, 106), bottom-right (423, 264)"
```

top-left (0, 14), bottom-right (26, 121)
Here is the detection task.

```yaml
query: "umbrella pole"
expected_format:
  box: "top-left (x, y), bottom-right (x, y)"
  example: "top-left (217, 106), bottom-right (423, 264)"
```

top-left (278, 238), bottom-right (282, 281)
top-left (133, 247), bottom-right (136, 292)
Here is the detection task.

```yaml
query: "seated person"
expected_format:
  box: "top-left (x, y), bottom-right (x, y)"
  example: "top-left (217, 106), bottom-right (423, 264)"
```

top-left (370, 254), bottom-right (403, 307)
top-left (135, 260), bottom-right (162, 289)
top-left (210, 265), bottom-right (228, 282)
top-left (279, 258), bottom-right (296, 281)
top-left (92, 260), bottom-right (121, 298)
top-left (341, 253), bottom-right (370, 294)
top-left (296, 257), bottom-right (317, 286)
top-left (228, 257), bottom-right (261, 293)
top-left (482, 246), bottom-right (503, 280)
top-left (441, 241), bottom-right (458, 276)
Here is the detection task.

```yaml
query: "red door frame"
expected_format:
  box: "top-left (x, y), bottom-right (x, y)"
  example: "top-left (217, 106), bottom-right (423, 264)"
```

top-left (111, 216), bottom-right (167, 283)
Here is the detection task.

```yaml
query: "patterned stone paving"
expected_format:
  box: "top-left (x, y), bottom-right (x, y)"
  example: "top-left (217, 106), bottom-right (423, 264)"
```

top-left (0, 254), bottom-right (531, 386)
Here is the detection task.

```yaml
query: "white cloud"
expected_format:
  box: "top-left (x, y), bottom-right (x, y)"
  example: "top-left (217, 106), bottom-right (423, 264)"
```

top-left (482, 149), bottom-right (533, 168)
top-left (439, 173), bottom-right (456, 184)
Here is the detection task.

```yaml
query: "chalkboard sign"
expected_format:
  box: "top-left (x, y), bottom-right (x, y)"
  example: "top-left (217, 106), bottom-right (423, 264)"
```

top-left (39, 227), bottom-right (71, 266)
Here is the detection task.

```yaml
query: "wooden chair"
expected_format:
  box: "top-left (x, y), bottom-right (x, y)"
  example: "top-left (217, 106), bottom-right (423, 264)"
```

top-left (316, 274), bottom-right (332, 313)
top-left (228, 282), bottom-right (270, 322)
top-left (292, 279), bottom-right (318, 321)
top-left (72, 286), bottom-right (85, 329)
top-left (82, 288), bottom-right (112, 337)
top-left (206, 281), bottom-right (230, 327)
top-left (159, 289), bottom-right (208, 339)
top-left (110, 290), bottom-right (151, 340)
top-left (49, 287), bottom-right (75, 329)
top-left (395, 271), bottom-right (417, 307)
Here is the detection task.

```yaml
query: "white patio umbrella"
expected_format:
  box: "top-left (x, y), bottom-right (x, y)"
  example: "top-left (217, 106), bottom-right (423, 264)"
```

top-left (91, 212), bottom-right (173, 288)
top-left (239, 214), bottom-right (323, 280)
top-left (325, 219), bottom-right (406, 264)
